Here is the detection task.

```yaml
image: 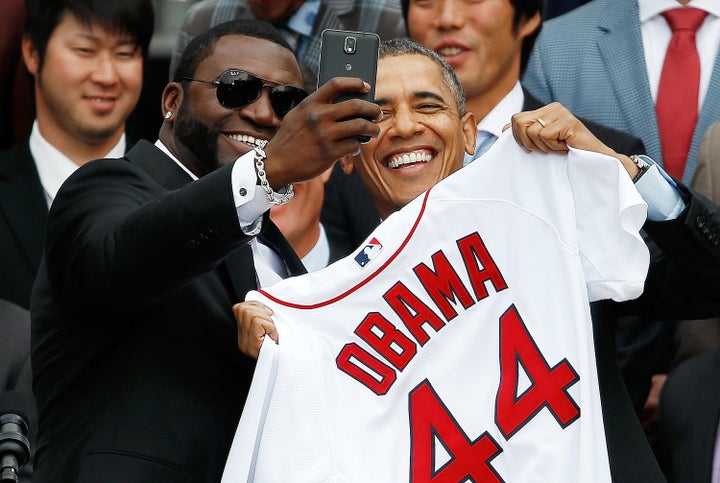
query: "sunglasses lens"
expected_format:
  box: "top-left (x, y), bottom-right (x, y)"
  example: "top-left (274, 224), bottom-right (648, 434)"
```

top-left (216, 71), bottom-right (263, 109)
top-left (270, 85), bottom-right (308, 119)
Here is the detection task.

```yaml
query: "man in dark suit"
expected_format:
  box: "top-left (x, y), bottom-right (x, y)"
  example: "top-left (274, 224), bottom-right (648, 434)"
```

top-left (0, 0), bottom-right (154, 310)
top-left (30, 19), bottom-right (381, 483)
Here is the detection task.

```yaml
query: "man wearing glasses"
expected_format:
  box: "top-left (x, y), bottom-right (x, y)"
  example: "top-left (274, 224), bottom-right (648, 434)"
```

top-left (29, 19), bottom-right (380, 483)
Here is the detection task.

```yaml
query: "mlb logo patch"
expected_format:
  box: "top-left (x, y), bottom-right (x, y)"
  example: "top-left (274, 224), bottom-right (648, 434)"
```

top-left (354, 238), bottom-right (383, 267)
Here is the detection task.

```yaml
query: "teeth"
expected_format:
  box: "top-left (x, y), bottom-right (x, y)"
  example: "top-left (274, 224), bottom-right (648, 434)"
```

top-left (438, 47), bottom-right (463, 56)
top-left (388, 150), bottom-right (432, 169)
top-left (227, 134), bottom-right (268, 148)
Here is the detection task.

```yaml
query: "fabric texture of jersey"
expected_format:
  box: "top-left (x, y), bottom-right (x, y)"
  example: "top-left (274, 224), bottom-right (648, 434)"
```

top-left (221, 132), bottom-right (649, 483)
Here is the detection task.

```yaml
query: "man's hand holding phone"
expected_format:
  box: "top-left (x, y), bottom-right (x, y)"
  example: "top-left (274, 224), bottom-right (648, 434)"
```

top-left (317, 29), bottom-right (380, 143)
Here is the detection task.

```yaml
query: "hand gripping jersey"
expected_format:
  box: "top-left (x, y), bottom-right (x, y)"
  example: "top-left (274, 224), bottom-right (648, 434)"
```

top-left (222, 133), bottom-right (649, 483)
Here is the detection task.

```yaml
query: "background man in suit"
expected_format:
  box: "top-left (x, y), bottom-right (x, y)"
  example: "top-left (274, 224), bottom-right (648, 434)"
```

top-left (30, 19), bottom-right (381, 483)
top-left (522, 0), bottom-right (720, 425)
top-left (0, 0), bottom-right (154, 310)
top-left (236, 37), bottom-right (720, 483)
top-left (524, 0), bottom-right (719, 185)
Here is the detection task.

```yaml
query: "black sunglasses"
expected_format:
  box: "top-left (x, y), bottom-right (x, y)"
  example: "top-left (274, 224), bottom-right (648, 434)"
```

top-left (178, 69), bottom-right (308, 119)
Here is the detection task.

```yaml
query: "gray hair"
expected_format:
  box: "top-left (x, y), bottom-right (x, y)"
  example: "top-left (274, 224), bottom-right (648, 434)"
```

top-left (379, 39), bottom-right (467, 117)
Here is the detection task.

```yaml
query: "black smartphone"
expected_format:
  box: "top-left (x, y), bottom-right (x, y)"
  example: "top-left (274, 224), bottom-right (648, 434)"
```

top-left (317, 29), bottom-right (380, 143)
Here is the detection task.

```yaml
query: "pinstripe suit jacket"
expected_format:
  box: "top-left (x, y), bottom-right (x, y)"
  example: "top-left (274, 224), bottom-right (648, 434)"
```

top-left (523, 0), bottom-right (720, 185)
top-left (169, 0), bottom-right (407, 91)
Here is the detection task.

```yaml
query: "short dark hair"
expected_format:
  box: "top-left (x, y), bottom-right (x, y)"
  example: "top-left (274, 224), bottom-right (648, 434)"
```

top-left (380, 39), bottom-right (466, 117)
top-left (173, 19), bottom-right (295, 83)
top-left (25, 0), bottom-right (154, 71)
top-left (400, 0), bottom-right (544, 75)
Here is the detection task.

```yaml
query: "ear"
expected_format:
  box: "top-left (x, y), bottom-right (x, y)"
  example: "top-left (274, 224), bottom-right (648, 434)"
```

top-left (461, 111), bottom-right (477, 156)
top-left (161, 82), bottom-right (183, 123)
top-left (519, 11), bottom-right (542, 39)
top-left (338, 154), bottom-right (356, 175)
top-left (21, 35), bottom-right (39, 77)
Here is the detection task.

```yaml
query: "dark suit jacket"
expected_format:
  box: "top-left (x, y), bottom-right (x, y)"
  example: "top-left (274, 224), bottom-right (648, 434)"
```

top-left (655, 348), bottom-right (720, 483)
top-left (30, 140), bottom-right (306, 483)
top-left (0, 140), bottom-right (47, 309)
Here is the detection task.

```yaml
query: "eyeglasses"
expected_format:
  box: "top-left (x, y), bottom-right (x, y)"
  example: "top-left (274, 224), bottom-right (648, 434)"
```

top-left (178, 69), bottom-right (308, 120)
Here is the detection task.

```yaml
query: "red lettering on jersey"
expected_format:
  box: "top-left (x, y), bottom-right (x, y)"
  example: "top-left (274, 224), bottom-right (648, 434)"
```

top-left (457, 232), bottom-right (508, 301)
top-left (336, 343), bottom-right (397, 395)
top-left (495, 305), bottom-right (580, 439)
top-left (356, 312), bottom-right (417, 371)
top-left (385, 282), bottom-right (446, 346)
top-left (414, 250), bottom-right (475, 321)
top-left (409, 380), bottom-right (504, 483)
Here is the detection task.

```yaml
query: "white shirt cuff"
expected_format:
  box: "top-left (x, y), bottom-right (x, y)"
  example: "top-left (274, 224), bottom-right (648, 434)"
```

top-left (231, 151), bottom-right (272, 234)
top-left (635, 163), bottom-right (686, 221)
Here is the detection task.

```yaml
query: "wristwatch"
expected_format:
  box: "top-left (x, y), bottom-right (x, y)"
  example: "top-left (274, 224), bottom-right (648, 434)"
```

top-left (629, 154), bottom-right (652, 183)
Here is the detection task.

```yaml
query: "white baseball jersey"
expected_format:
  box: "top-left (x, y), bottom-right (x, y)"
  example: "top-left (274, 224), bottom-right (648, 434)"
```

top-left (222, 132), bottom-right (649, 483)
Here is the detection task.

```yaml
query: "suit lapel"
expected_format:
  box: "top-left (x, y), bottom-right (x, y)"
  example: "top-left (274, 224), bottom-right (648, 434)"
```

top-left (596, 1), bottom-right (661, 164)
top-left (261, 220), bottom-right (307, 277)
top-left (0, 141), bottom-right (48, 273)
top-left (222, 219), bottom-right (306, 302)
top-left (126, 140), bottom-right (194, 190)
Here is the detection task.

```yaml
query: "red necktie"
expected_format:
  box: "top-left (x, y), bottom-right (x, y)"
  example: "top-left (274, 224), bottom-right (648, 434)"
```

top-left (655, 7), bottom-right (708, 179)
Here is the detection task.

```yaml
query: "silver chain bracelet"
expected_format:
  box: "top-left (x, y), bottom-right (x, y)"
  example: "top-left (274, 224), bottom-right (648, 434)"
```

top-left (252, 146), bottom-right (294, 205)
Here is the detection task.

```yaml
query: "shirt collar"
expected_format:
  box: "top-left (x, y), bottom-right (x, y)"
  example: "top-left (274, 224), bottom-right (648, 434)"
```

top-left (476, 81), bottom-right (524, 139)
top-left (639, 0), bottom-right (720, 22)
top-left (30, 120), bottom-right (126, 207)
top-left (154, 139), bottom-right (199, 181)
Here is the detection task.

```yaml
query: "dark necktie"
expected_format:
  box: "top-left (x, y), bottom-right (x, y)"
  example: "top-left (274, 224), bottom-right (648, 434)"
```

top-left (655, 7), bottom-right (708, 178)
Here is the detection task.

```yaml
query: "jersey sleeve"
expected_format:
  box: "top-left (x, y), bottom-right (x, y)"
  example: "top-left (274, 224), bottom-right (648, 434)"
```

top-left (567, 147), bottom-right (649, 302)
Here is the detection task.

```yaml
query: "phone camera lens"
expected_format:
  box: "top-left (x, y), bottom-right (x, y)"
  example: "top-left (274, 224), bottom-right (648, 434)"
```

top-left (344, 36), bottom-right (357, 54)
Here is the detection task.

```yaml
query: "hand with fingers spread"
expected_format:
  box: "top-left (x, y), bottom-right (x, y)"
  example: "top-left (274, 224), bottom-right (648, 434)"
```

top-left (262, 77), bottom-right (382, 189)
top-left (233, 301), bottom-right (277, 359)
top-left (505, 102), bottom-right (641, 179)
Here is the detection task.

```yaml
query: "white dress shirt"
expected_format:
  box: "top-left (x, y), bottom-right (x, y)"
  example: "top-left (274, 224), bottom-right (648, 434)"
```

top-left (30, 121), bottom-right (126, 207)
